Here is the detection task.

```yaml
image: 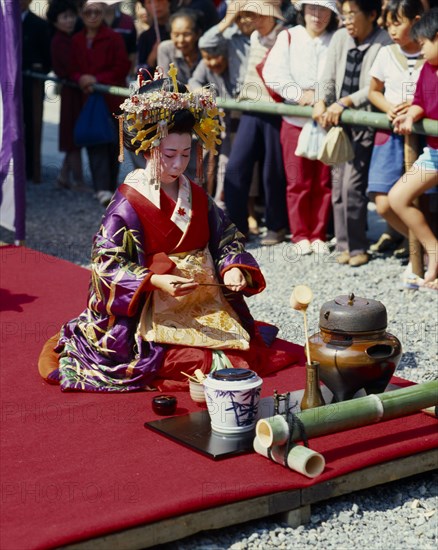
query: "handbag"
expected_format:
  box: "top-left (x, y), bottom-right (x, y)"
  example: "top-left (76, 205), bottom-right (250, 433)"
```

top-left (317, 126), bottom-right (355, 165)
top-left (295, 120), bottom-right (327, 160)
top-left (74, 92), bottom-right (117, 147)
top-left (256, 30), bottom-right (291, 103)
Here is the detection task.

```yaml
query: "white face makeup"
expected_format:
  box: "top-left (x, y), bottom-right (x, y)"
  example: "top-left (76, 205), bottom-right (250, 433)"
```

top-left (159, 133), bottom-right (192, 184)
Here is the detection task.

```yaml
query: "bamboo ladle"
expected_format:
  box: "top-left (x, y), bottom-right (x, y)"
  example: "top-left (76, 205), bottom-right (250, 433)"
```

top-left (290, 285), bottom-right (313, 366)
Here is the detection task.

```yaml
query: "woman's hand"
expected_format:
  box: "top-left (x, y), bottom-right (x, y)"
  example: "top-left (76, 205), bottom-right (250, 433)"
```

top-left (223, 267), bottom-right (247, 292)
top-left (150, 274), bottom-right (198, 297)
top-left (78, 74), bottom-right (97, 94)
top-left (312, 100), bottom-right (328, 127)
top-left (385, 103), bottom-right (399, 121)
top-left (392, 114), bottom-right (414, 135)
top-left (298, 90), bottom-right (315, 107)
top-left (325, 102), bottom-right (345, 127)
top-left (391, 101), bottom-right (411, 119)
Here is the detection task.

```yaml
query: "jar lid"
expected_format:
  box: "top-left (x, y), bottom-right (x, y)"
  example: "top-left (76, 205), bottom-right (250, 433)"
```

top-left (319, 293), bottom-right (387, 332)
top-left (211, 368), bottom-right (256, 381)
top-left (204, 368), bottom-right (262, 391)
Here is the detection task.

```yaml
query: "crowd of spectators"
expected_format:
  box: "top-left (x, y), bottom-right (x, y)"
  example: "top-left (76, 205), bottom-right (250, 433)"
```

top-left (21, 0), bottom-right (438, 286)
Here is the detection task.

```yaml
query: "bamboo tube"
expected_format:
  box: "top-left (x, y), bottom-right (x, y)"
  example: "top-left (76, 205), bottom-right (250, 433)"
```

top-left (253, 437), bottom-right (325, 478)
top-left (256, 415), bottom-right (290, 448)
top-left (257, 380), bottom-right (438, 443)
top-left (379, 382), bottom-right (438, 420)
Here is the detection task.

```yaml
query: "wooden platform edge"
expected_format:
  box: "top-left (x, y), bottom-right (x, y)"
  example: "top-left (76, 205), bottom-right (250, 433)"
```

top-left (59, 449), bottom-right (437, 550)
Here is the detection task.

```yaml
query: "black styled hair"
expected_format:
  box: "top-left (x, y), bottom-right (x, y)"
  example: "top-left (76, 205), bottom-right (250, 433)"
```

top-left (341, 0), bottom-right (382, 19)
top-left (411, 7), bottom-right (438, 41)
top-left (169, 7), bottom-right (203, 34)
top-left (296, 5), bottom-right (339, 33)
top-left (123, 78), bottom-right (196, 153)
top-left (384, 0), bottom-right (424, 24)
top-left (46, 0), bottom-right (78, 24)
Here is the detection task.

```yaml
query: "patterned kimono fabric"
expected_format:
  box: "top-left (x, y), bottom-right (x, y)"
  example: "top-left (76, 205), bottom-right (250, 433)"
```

top-left (39, 174), bottom-right (301, 392)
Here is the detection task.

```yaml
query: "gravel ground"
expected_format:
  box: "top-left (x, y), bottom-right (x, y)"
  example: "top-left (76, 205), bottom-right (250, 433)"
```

top-left (1, 96), bottom-right (436, 549)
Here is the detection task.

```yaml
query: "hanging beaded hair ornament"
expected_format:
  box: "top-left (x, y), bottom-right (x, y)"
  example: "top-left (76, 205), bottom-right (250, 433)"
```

top-left (117, 63), bottom-right (224, 188)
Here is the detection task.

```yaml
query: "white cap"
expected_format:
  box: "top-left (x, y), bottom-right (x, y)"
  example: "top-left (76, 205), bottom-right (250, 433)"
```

top-left (296, 0), bottom-right (340, 16)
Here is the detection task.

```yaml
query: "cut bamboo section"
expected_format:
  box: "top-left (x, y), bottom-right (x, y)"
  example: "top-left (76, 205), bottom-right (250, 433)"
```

top-left (257, 381), bottom-right (438, 443)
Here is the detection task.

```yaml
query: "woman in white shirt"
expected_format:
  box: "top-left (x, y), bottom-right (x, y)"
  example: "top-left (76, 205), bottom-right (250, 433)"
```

top-left (263, 0), bottom-right (339, 255)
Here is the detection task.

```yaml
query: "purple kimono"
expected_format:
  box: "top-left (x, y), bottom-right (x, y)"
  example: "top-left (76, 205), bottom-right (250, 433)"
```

top-left (45, 176), bottom-right (267, 392)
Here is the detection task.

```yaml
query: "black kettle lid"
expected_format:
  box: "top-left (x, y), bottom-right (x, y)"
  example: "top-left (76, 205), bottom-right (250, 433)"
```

top-left (319, 293), bottom-right (387, 332)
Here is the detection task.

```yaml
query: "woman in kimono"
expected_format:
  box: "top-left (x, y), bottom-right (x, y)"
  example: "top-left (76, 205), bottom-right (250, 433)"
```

top-left (38, 68), bottom-right (300, 392)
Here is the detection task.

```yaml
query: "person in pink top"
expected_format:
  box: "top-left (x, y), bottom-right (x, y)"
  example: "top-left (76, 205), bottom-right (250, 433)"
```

top-left (389, 8), bottom-right (438, 289)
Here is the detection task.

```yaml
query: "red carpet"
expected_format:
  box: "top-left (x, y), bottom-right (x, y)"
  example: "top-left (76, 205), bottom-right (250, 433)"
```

top-left (1, 246), bottom-right (437, 550)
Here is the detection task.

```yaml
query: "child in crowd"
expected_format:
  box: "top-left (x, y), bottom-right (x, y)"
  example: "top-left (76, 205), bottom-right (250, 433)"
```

top-left (367, 0), bottom-right (425, 253)
top-left (389, 8), bottom-right (438, 289)
top-left (199, 0), bottom-right (255, 97)
top-left (46, 0), bottom-right (85, 191)
top-left (189, 40), bottom-right (232, 202)
top-left (263, 0), bottom-right (339, 255)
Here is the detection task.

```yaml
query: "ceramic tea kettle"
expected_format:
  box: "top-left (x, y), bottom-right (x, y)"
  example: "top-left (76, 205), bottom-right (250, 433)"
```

top-left (308, 293), bottom-right (402, 402)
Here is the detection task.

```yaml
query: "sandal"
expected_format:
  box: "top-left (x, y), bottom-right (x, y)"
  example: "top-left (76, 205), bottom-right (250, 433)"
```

top-left (419, 279), bottom-right (438, 292)
top-left (401, 270), bottom-right (423, 290)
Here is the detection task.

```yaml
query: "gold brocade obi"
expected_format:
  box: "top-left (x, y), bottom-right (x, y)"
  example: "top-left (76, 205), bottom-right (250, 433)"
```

top-left (138, 247), bottom-right (250, 350)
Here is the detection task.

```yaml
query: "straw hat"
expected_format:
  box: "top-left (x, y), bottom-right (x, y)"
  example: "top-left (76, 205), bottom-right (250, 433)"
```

top-left (295, 0), bottom-right (340, 15)
top-left (239, 0), bottom-right (286, 21)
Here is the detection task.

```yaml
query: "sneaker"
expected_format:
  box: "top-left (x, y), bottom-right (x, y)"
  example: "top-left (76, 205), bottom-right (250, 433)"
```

top-left (261, 228), bottom-right (286, 246)
top-left (336, 251), bottom-right (350, 264)
top-left (96, 190), bottom-right (113, 207)
top-left (349, 253), bottom-right (369, 267)
top-left (311, 239), bottom-right (330, 255)
top-left (294, 239), bottom-right (312, 255)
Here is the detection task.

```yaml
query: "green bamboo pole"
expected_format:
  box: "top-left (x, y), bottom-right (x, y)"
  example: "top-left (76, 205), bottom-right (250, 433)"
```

top-left (216, 98), bottom-right (438, 136)
top-left (24, 71), bottom-right (438, 137)
top-left (380, 382), bottom-right (438, 420)
top-left (257, 380), bottom-right (437, 442)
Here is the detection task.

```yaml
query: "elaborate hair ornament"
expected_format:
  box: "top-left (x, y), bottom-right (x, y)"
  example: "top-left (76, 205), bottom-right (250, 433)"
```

top-left (118, 64), bottom-right (224, 158)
